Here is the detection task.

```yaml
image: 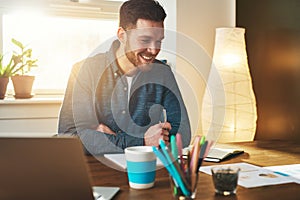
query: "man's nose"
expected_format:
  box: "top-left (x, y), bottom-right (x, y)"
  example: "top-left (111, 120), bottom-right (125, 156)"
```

top-left (147, 42), bottom-right (160, 55)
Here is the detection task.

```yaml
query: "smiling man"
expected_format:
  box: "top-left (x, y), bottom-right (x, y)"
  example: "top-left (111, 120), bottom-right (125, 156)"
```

top-left (58, 0), bottom-right (191, 154)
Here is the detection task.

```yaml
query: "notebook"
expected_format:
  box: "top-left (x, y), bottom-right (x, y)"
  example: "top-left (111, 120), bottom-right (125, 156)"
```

top-left (104, 153), bottom-right (164, 169)
top-left (0, 137), bottom-right (119, 200)
top-left (204, 147), bottom-right (244, 162)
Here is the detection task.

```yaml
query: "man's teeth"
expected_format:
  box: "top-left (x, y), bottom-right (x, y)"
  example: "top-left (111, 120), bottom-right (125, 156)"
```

top-left (142, 55), bottom-right (152, 60)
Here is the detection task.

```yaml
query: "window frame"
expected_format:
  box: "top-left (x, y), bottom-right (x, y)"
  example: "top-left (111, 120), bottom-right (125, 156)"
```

top-left (0, 0), bottom-right (121, 95)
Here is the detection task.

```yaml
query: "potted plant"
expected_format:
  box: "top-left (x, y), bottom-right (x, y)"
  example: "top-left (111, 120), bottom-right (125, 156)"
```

top-left (0, 53), bottom-right (13, 99)
top-left (10, 38), bottom-right (38, 99)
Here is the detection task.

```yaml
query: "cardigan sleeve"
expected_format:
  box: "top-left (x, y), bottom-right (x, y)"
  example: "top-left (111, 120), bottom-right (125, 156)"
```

top-left (58, 55), bottom-right (144, 155)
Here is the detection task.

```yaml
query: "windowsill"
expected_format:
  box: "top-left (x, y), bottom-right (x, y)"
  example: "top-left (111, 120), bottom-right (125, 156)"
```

top-left (0, 94), bottom-right (64, 105)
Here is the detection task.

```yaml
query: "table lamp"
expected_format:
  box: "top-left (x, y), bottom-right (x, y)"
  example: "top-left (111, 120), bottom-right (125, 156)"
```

top-left (202, 27), bottom-right (257, 142)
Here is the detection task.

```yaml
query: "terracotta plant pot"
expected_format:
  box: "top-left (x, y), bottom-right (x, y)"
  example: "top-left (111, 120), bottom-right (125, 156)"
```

top-left (0, 77), bottom-right (9, 99)
top-left (11, 75), bottom-right (35, 99)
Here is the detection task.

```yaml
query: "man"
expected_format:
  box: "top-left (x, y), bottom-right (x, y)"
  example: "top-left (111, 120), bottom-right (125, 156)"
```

top-left (58, 0), bottom-right (191, 154)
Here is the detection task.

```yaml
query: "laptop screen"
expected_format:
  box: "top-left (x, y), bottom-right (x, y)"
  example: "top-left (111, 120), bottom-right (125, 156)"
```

top-left (0, 137), bottom-right (95, 200)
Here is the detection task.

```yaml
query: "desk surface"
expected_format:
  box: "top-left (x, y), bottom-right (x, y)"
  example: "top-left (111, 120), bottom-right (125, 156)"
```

top-left (86, 140), bottom-right (300, 200)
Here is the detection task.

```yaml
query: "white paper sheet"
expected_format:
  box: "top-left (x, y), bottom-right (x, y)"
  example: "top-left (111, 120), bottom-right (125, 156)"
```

top-left (199, 162), bottom-right (295, 188)
top-left (264, 164), bottom-right (300, 184)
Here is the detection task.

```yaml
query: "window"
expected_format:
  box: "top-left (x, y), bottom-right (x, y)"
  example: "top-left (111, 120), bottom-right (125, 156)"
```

top-left (1, 6), bottom-right (118, 94)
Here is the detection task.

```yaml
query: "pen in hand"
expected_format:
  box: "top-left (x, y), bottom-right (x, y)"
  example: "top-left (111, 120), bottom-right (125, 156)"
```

top-left (162, 108), bottom-right (168, 130)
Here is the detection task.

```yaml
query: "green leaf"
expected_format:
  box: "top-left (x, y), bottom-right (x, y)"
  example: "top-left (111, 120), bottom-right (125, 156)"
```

top-left (11, 38), bottom-right (24, 49)
top-left (6, 38), bottom-right (39, 76)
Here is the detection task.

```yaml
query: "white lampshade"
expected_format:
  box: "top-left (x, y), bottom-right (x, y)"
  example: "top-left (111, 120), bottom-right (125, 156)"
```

top-left (202, 27), bottom-right (257, 143)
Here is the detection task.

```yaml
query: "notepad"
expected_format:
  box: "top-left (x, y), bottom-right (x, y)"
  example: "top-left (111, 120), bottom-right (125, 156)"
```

top-left (204, 147), bottom-right (244, 162)
top-left (92, 186), bottom-right (119, 200)
top-left (104, 153), bottom-right (163, 169)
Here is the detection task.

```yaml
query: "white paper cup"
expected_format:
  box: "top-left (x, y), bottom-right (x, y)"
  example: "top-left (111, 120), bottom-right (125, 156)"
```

top-left (125, 146), bottom-right (157, 189)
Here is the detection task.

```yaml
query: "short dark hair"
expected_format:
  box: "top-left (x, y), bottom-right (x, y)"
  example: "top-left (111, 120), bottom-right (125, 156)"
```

top-left (119, 0), bottom-right (167, 29)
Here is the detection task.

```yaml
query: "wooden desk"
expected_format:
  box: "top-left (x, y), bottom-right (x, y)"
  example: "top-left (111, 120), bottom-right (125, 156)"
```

top-left (86, 140), bottom-right (300, 200)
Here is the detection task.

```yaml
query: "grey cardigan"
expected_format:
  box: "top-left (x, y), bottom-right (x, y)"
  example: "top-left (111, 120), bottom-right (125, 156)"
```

top-left (58, 40), bottom-right (191, 154)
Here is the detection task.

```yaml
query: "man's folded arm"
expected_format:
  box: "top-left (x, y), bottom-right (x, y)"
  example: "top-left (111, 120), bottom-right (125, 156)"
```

top-left (76, 129), bottom-right (144, 155)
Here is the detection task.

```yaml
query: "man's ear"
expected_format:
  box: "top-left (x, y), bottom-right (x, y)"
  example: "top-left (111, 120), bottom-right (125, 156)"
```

top-left (117, 27), bottom-right (126, 43)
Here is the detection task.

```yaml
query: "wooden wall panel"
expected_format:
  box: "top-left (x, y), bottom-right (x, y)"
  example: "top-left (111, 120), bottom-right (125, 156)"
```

top-left (237, 0), bottom-right (300, 141)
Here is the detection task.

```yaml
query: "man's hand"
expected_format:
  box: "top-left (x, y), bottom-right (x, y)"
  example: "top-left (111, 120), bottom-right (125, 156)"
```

top-left (144, 122), bottom-right (171, 147)
top-left (96, 123), bottom-right (116, 135)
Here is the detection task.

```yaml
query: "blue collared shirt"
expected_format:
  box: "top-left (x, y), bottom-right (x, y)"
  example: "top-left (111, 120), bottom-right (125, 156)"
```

top-left (58, 40), bottom-right (191, 154)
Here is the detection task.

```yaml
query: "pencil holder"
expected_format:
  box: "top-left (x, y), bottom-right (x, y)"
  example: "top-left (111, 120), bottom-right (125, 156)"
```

top-left (152, 136), bottom-right (212, 200)
top-left (169, 173), bottom-right (198, 200)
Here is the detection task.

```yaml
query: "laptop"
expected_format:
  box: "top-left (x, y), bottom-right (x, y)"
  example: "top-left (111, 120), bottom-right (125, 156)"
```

top-left (0, 137), bottom-right (119, 200)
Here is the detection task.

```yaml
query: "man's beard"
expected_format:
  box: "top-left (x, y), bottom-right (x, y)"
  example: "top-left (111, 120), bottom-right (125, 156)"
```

top-left (125, 41), bottom-right (154, 72)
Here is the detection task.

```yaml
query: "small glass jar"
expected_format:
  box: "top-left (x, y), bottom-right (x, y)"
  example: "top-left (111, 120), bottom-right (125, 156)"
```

top-left (211, 166), bottom-right (240, 196)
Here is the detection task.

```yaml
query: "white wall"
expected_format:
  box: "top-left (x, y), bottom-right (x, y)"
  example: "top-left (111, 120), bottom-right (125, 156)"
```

top-left (0, 98), bottom-right (62, 137)
top-left (177, 0), bottom-right (235, 56)
top-left (157, 0), bottom-right (177, 67)
top-left (176, 0), bottom-right (236, 139)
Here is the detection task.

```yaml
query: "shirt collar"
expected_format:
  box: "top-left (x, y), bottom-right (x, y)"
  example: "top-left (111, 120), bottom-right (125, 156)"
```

top-left (107, 40), bottom-right (124, 78)
top-left (107, 40), bottom-right (142, 82)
